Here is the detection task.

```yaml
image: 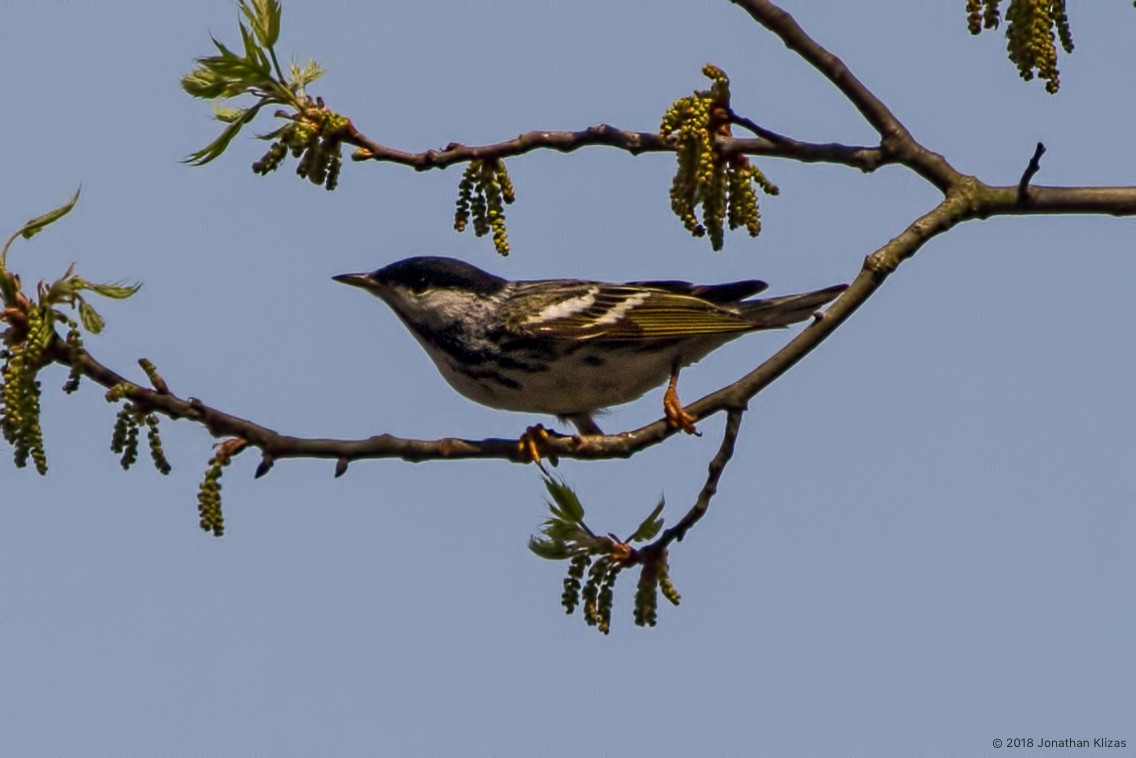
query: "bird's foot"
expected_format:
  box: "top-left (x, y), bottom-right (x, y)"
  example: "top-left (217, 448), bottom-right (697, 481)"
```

top-left (518, 424), bottom-right (581, 465)
top-left (663, 373), bottom-right (700, 436)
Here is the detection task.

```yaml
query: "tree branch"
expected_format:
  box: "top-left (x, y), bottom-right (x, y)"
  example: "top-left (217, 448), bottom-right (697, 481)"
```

top-left (728, 0), bottom-right (962, 192)
top-left (344, 121), bottom-right (889, 173)
top-left (980, 184), bottom-right (1136, 217)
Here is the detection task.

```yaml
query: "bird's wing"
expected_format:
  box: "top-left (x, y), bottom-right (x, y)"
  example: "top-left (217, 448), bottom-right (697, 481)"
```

top-left (500, 282), bottom-right (757, 341)
top-left (624, 278), bottom-right (768, 304)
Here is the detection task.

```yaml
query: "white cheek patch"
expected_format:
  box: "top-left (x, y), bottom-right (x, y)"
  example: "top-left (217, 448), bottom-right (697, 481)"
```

top-left (525, 288), bottom-right (597, 323)
top-left (397, 289), bottom-right (484, 332)
top-left (399, 290), bottom-right (449, 328)
top-left (592, 292), bottom-right (649, 325)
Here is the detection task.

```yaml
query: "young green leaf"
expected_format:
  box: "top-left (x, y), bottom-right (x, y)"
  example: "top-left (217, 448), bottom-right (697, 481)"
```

top-left (196, 36), bottom-right (272, 86)
top-left (237, 23), bottom-right (271, 74)
top-left (39, 275), bottom-right (77, 307)
top-left (1, 188), bottom-right (80, 271)
top-left (239, 22), bottom-right (259, 64)
top-left (543, 476), bottom-right (585, 523)
top-left (1, 188), bottom-right (82, 269)
top-left (212, 104), bottom-right (249, 124)
top-left (184, 103), bottom-right (264, 165)
top-left (627, 497), bottom-right (665, 543)
top-left (528, 537), bottom-right (572, 561)
top-left (541, 518), bottom-right (589, 544)
top-left (180, 67), bottom-right (232, 100)
top-left (240, 0), bottom-right (281, 49)
top-left (19, 187), bottom-right (81, 242)
top-left (74, 279), bottom-right (142, 299)
top-left (77, 299), bottom-right (105, 334)
top-left (197, 52), bottom-right (272, 87)
top-left (289, 60), bottom-right (325, 88)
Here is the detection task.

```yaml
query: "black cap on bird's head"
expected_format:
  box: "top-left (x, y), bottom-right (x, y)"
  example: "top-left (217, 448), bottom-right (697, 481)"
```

top-left (333, 256), bottom-right (507, 297)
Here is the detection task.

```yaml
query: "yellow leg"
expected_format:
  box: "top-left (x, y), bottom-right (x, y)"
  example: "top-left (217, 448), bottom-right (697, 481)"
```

top-left (663, 367), bottom-right (698, 435)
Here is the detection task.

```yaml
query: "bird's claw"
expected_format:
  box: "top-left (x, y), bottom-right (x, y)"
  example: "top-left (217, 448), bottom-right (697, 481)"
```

top-left (519, 424), bottom-right (552, 464)
top-left (518, 424), bottom-right (581, 466)
top-left (663, 383), bottom-right (699, 436)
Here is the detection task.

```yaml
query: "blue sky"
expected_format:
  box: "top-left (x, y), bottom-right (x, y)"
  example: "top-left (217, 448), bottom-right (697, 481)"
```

top-left (3, 2), bottom-right (1133, 755)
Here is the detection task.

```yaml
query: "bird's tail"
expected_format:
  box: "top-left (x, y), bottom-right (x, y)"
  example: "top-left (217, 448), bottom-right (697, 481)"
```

top-left (739, 284), bottom-right (847, 328)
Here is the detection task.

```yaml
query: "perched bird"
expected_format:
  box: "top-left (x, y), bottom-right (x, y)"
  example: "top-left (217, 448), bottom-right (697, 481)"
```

top-left (334, 256), bottom-right (845, 441)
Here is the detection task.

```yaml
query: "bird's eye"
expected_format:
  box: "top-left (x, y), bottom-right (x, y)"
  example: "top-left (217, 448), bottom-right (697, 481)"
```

top-left (409, 276), bottom-right (431, 294)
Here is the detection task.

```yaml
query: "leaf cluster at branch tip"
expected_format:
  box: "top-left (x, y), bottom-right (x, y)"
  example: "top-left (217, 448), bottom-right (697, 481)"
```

top-left (529, 475), bottom-right (677, 634)
top-left (660, 65), bottom-right (776, 251)
top-left (1, 189), bottom-right (141, 475)
top-left (967, 0), bottom-right (1072, 93)
top-left (182, 0), bottom-right (344, 188)
top-left (454, 158), bottom-right (515, 256)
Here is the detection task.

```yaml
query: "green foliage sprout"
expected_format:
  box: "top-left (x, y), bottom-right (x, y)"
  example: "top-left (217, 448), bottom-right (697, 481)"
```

top-left (966, 0), bottom-right (1073, 93)
top-left (529, 475), bottom-right (678, 634)
top-left (1, 189), bottom-right (141, 475)
top-left (181, 0), bottom-right (345, 189)
top-left (660, 65), bottom-right (777, 251)
top-left (453, 159), bottom-right (516, 256)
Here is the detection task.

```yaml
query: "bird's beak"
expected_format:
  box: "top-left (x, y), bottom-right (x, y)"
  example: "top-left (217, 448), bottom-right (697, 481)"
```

top-left (332, 272), bottom-right (373, 289)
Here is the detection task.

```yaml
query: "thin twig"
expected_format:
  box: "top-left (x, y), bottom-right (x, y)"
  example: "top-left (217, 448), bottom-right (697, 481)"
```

top-left (1016, 142), bottom-right (1046, 204)
top-left (728, 112), bottom-right (791, 145)
top-left (660, 407), bottom-right (746, 547)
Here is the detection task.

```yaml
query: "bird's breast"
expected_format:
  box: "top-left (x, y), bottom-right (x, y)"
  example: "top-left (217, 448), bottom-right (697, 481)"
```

top-left (423, 336), bottom-right (732, 415)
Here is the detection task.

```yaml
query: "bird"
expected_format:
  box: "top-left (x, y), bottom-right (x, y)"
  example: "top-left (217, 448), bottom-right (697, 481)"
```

top-left (334, 256), bottom-right (845, 447)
